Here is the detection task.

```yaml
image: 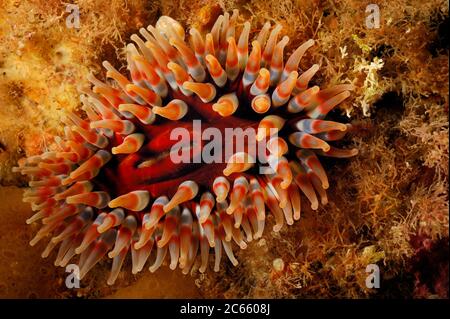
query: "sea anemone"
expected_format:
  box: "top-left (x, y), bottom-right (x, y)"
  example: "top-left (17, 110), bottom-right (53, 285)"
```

top-left (13, 10), bottom-right (358, 285)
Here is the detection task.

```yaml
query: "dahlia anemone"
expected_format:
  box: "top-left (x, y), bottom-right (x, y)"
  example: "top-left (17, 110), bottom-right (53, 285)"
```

top-left (14, 10), bottom-right (358, 285)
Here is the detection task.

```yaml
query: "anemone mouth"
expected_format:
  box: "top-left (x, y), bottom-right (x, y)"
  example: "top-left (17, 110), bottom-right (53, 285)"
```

top-left (14, 10), bottom-right (359, 285)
